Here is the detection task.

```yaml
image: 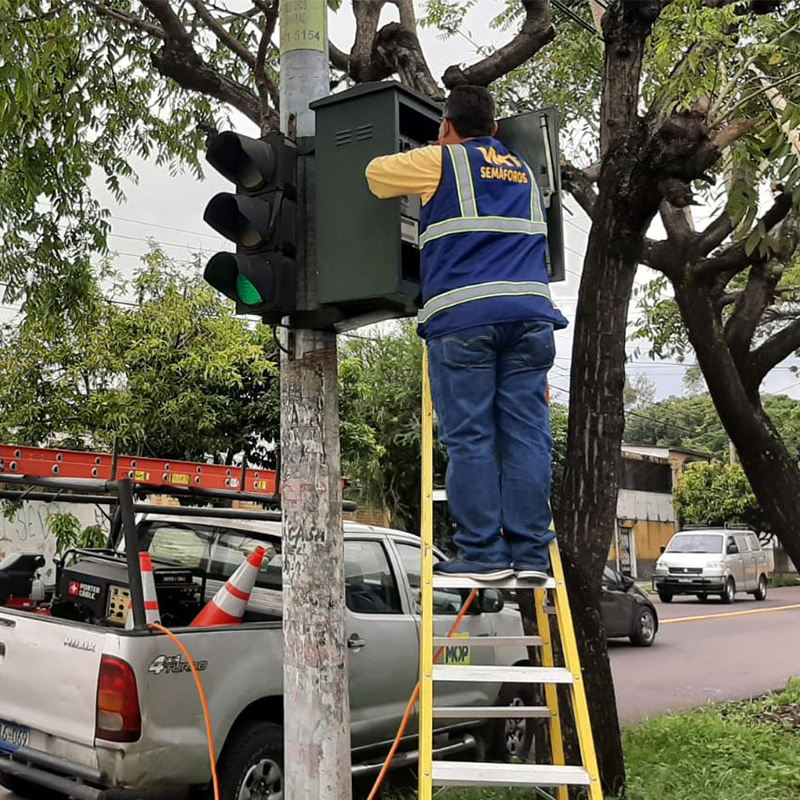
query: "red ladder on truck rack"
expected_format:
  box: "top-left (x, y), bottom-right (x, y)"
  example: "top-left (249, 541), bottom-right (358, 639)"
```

top-left (0, 444), bottom-right (278, 496)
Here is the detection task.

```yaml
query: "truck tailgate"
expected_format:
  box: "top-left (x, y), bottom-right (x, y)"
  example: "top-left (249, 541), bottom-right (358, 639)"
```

top-left (0, 611), bottom-right (105, 746)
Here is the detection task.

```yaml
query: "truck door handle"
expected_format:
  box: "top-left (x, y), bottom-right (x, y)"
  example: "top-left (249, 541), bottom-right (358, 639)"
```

top-left (347, 634), bottom-right (367, 650)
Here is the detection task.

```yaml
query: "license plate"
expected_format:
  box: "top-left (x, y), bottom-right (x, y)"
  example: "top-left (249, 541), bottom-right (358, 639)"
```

top-left (0, 719), bottom-right (29, 748)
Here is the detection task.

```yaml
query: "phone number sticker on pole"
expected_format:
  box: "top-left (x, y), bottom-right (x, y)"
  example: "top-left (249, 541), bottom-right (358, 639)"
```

top-left (280, 0), bottom-right (326, 53)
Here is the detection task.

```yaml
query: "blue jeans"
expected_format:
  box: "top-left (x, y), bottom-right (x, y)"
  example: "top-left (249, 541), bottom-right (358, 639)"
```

top-left (427, 320), bottom-right (556, 569)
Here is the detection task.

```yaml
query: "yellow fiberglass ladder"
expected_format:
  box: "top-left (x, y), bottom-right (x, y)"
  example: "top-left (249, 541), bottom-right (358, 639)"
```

top-left (418, 346), bottom-right (603, 800)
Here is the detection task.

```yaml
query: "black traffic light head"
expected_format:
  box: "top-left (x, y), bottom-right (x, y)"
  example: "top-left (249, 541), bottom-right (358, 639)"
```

top-left (202, 131), bottom-right (298, 320)
top-left (206, 131), bottom-right (294, 195)
top-left (204, 251), bottom-right (296, 317)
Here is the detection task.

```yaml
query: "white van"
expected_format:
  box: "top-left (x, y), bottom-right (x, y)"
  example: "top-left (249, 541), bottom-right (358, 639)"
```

top-left (653, 528), bottom-right (770, 604)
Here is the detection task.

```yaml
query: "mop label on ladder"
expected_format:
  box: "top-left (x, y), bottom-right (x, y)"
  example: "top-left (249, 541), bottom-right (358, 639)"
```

top-left (442, 633), bottom-right (471, 665)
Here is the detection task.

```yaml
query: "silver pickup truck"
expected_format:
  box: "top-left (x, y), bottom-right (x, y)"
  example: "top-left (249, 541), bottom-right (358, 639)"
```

top-left (0, 514), bottom-right (534, 800)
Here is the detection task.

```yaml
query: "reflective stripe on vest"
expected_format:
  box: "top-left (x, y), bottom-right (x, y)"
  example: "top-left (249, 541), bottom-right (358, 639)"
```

top-left (420, 216), bottom-right (548, 247)
top-left (418, 281), bottom-right (553, 325)
top-left (449, 145), bottom-right (479, 217)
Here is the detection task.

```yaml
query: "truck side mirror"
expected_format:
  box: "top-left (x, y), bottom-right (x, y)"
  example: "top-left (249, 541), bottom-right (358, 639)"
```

top-left (727, 543), bottom-right (739, 555)
top-left (477, 588), bottom-right (504, 614)
top-left (660, 546), bottom-right (666, 554)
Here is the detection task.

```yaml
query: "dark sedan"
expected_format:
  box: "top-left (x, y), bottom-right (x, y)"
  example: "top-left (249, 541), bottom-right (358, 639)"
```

top-left (602, 566), bottom-right (659, 646)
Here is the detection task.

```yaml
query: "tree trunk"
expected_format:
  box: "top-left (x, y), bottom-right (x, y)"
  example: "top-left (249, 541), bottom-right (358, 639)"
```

top-left (556, 181), bottom-right (651, 794)
top-left (674, 278), bottom-right (800, 570)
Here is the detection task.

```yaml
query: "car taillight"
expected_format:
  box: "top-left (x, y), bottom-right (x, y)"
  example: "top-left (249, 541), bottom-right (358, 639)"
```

top-left (96, 655), bottom-right (141, 742)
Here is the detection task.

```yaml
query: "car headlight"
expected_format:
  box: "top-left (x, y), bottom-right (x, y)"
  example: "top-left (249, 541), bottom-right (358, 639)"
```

top-left (705, 560), bottom-right (725, 569)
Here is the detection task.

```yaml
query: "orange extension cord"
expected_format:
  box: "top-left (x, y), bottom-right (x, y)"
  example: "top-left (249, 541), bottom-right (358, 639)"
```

top-left (148, 623), bottom-right (221, 800)
top-left (365, 589), bottom-right (479, 800)
top-left (147, 590), bottom-right (478, 800)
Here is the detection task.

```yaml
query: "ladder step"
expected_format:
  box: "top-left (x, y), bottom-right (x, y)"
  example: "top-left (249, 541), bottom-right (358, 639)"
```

top-left (433, 635), bottom-right (543, 648)
top-left (433, 574), bottom-right (555, 590)
top-left (433, 761), bottom-right (592, 788)
top-left (433, 705), bottom-right (552, 719)
top-left (433, 665), bottom-right (574, 684)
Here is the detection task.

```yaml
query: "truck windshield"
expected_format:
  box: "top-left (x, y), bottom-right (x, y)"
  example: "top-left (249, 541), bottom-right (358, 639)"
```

top-left (666, 534), bottom-right (723, 554)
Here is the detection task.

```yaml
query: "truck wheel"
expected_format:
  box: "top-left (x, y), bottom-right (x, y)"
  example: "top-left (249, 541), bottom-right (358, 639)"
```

top-left (214, 720), bottom-right (284, 800)
top-left (488, 682), bottom-right (537, 762)
top-left (753, 575), bottom-right (768, 601)
top-left (657, 591), bottom-right (673, 603)
top-left (0, 774), bottom-right (66, 800)
top-left (721, 577), bottom-right (736, 604)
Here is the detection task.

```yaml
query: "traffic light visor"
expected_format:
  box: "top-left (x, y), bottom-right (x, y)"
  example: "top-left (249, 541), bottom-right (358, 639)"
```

top-left (204, 252), bottom-right (240, 302)
top-left (206, 132), bottom-right (277, 191)
top-left (203, 193), bottom-right (274, 249)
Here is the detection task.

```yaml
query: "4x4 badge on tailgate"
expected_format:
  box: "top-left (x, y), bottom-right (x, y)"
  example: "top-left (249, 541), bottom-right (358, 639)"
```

top-left (148, 654), bottom-right (208, 675)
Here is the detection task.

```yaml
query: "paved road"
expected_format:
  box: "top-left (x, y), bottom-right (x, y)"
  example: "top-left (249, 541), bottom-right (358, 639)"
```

top-left (611, 585), bottom-right (800, 724)
top-left (3, 586), bottom-right (800, 798)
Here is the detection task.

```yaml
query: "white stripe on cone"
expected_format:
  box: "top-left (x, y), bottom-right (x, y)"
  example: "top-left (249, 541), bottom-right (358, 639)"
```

top-left (191, 546), bottom-right (266, 628)
top-left (125, 552), bottom-right (161, 628)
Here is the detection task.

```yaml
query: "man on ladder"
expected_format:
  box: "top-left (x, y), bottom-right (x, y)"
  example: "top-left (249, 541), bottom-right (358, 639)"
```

top-left (367, 85), bottom-right (568, 582)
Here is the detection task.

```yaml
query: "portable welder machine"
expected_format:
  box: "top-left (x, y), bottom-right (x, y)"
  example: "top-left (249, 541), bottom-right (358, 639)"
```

top-left (53, 550), bottom-right (206, 627)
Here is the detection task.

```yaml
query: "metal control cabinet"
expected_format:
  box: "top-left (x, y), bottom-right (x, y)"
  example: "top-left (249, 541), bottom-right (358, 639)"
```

top-left (310, 83), bottom-right (566, 330)
top-left (311, 82), bottom-right (442, 322)
top-left (496, 108), bottom-right (566, 283)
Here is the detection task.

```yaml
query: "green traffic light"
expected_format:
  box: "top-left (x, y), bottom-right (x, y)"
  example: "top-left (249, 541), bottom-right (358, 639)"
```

top-left (236, 273), bottom-right (264, 306)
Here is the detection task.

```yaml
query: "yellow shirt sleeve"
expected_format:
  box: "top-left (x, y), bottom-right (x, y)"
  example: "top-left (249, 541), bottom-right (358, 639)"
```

top-left (365, 146), bottom-right (444, 206)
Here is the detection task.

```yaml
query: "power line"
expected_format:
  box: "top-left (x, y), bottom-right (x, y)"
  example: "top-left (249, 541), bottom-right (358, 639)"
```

top-left (548, 382), bottom-right (707, 437)
top-left (551, 0), bottom-right (600, 37)
top-left (109, 215), bottom-right (223, 241)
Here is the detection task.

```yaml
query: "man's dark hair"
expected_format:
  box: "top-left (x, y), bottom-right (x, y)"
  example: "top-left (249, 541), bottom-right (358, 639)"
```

top-left (443, 85), bottom-right (495, 138)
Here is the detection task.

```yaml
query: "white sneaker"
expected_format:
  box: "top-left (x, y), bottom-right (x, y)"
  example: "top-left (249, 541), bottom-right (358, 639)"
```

top-left (516, 569), bottom-right (549, 583)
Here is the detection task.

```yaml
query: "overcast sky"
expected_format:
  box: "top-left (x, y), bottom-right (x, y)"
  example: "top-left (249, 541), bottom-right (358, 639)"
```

top-left (18, 1), bottom-right (797, 404)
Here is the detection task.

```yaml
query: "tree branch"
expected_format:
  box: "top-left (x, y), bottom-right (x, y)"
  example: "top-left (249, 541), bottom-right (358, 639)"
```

top-left (695, 193), bottom-right (793, 278)
top-left (80, 0), bottom-right (166, 38)
top-left (137, 0), bottom-right (263, 126)
top-left (443, 0), bottom-right (555, 88)
top-left (389, 0), bottom-right (417, 33)
top-left (561, 161), bottom-right (598, 220)
top-left (254, 2), bottom-right (280, 128)
top-left (660, 201), bottom-right (695, 245)
top-left (724, 263), bottom-right (781, 366)
top-left (189, 0), bottom-right (256, 68)
top-left (329, 41), bottom-right (351, 72)
top-left (712, 117), bottom-right (760, 150)
top-left (693, 208), bottom-right (734, 260)
top-left (750, 316), bottom-right (800, 388)
top-left (600, 0), bottom-right (663, 155)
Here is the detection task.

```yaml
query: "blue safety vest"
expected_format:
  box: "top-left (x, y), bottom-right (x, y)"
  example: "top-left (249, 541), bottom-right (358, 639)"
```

top-left (417, 137), bottom-right (568, 339)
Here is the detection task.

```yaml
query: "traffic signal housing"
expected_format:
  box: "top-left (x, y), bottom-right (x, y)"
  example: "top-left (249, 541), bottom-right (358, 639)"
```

top-left (202, 131), bottom-right (297, 322)
top-left (311, 82), bottom-right (442, 325)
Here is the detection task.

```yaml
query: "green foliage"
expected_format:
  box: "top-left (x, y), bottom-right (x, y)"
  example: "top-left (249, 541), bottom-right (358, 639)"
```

top-left (0, 1), bottom-right (219, 319)
top-left (45, 513), bottom-right (108, 553)
top-left (0, 499), bottom-right (22, 522)
top-left (0, 247), bottom-right (280, 464)
top-left (673, 460), bottom-right (767, 533)
top-left (625, 393), bottom-right (800, 461)
top-left (45, 512), bottom-right (83, 554)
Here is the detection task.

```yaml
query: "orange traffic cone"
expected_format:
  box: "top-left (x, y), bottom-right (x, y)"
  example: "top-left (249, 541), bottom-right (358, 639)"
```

top-left (126, 552), bottom-right (161, 628)
top-left (191, 547), bottom-right (266, 627)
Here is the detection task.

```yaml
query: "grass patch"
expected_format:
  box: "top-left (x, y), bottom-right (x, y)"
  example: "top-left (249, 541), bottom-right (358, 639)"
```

top-left (385, 680), bottom-right (800, 800)
top-left (771, 574), bottom-right (800, 588)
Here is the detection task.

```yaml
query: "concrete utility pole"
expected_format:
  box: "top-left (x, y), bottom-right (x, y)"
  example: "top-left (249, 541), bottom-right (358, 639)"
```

top-left (279, 3), bottom-right (352, 800)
